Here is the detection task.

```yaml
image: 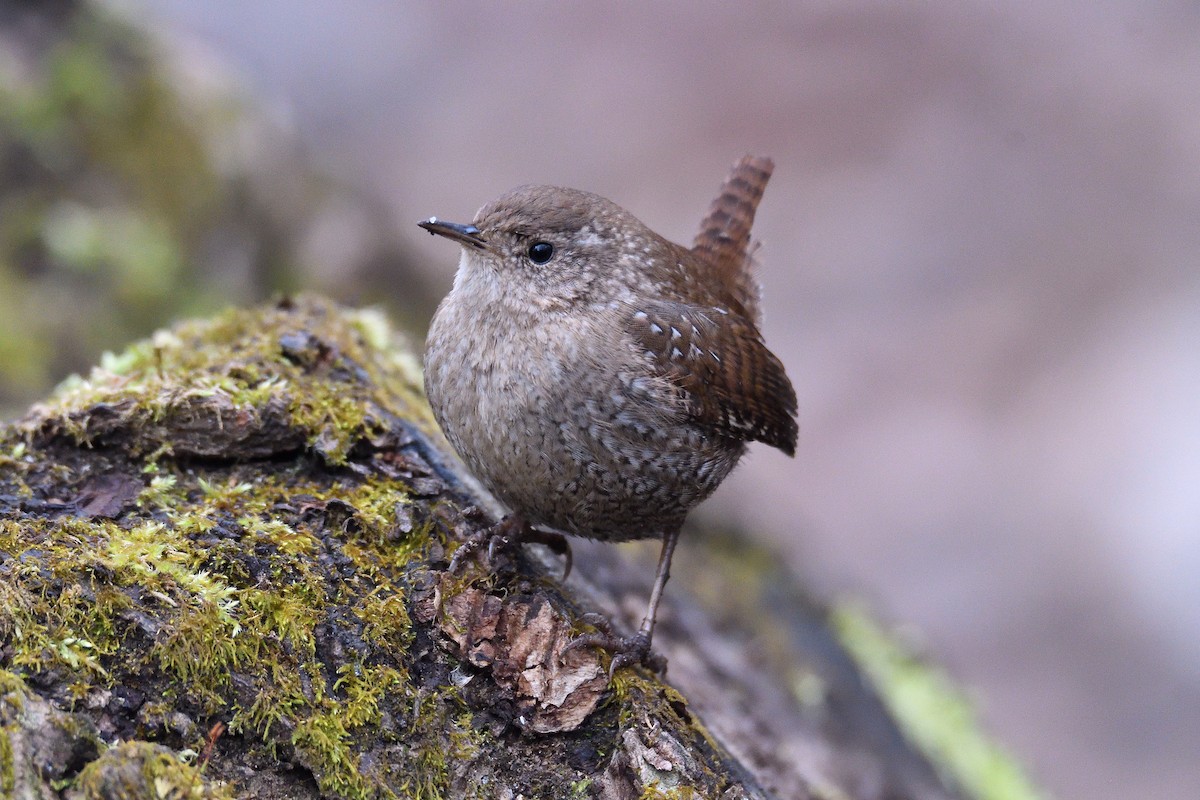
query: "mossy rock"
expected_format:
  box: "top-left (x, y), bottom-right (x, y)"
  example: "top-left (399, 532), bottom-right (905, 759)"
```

top-left (0, 295), bottom-right (1038, 799)
top-left (0, 295), bottom-right (773, 799)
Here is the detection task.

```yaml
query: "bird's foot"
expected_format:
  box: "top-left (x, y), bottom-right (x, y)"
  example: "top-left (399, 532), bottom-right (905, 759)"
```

top-left (447, 514), bottom-right (572, 580)
top-left (564, 613), bottom-right (667, 676)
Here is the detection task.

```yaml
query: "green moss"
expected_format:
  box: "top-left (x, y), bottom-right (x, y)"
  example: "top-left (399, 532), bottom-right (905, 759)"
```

top-left (334, 665), bottom-right (404, 728)
top-left (287, 390), bottom-right (374, 465)
top-left (156, 604), bottom-right (244, 710)
top-left (833, 603), bottom-right (1047, 800)
top-left (0, 726), bottom-right (11, 797)
top-left (137, 471), bottom-right (185, 510)
top-left (0, 463), bottom-right (443, 788)
top-left (101, 521), bottom-right (240, 616)
top-left (23, 448), bottom-right (427, 727)
top-left (241, 585), bottom-right (319, 655)
top-left (73, 740), bottom-right (235, 800)
top-left (30, 297), bottom-right (432, 465)
top-left (0, 440), bottom-right (30, 474)
top-left (356, 591), bottom-right (414, 654)
top-left (239, 516), bottom-right (317, 557)
top-left (638, 785), bottom-right (698, 800)
top-left (0, 522), bottom-right (136, 687)
top-left (282, 662), bottom-right (483, 799)
top-left (411, 704), bottom-right (489, 800)
top-left (343, 307), bottom-right (433, 425)
top-left (0, 671), bottom-right (25, 796)
top-left (291, 711), bottom-right (376, 799)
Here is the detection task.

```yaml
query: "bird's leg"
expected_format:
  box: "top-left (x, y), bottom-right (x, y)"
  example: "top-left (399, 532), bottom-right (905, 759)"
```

top-left (448, 513), bottom-right (572, 579)
top-left (565, 528), bottom-right (679, 675)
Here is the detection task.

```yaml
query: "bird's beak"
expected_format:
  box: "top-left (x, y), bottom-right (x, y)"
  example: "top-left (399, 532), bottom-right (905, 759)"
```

top-left (418, 217), bottom-right (488, 250)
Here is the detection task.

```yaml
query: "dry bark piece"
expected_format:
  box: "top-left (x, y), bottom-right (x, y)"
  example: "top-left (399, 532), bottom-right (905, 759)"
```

top-left (438, 584), bottom-right (607, 734)
top-left (72, 471), bottom-right (144, 518)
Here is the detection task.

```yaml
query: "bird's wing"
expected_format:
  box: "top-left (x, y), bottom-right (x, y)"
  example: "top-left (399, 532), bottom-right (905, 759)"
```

top-left (627, 300), bottom-right (797, 455)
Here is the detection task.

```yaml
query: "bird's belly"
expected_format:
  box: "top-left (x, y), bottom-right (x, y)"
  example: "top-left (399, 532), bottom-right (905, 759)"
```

top-left (427, 323), bottom-right (742, 540)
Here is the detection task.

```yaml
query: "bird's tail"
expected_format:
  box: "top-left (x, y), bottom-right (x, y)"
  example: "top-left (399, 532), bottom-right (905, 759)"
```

top-left (691, 155), bottom-right (774, 324)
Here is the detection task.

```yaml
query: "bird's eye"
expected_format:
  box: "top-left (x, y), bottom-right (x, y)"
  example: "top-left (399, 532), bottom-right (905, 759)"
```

top-left (527, 241), bottom-right (554, 264)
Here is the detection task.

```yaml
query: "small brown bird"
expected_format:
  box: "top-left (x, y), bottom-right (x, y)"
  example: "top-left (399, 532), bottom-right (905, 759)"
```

top-left (421, 156), bottom-right (797, 672)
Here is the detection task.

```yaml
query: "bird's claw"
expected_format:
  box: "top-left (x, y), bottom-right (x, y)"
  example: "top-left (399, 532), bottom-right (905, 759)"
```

top-left (564, 614), bottom-right (666, 676)
top-left (447, 515), bottom-right (572, 581)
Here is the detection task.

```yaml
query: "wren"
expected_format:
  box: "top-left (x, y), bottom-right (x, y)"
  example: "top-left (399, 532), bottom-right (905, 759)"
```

top-left (420, 156), bottom-right (797, 673)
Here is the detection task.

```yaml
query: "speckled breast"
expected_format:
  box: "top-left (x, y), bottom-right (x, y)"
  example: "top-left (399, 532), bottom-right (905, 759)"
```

top-left (424, 305), bottom-right (743, 541)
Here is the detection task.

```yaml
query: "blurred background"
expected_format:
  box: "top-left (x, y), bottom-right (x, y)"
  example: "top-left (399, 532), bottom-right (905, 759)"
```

top-left (2, 2), bottom-right (1198, 798)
